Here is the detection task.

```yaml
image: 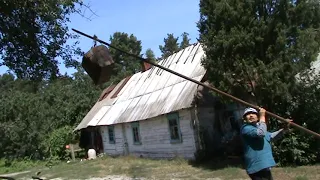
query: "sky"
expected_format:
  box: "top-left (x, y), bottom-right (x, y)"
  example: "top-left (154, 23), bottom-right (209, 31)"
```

top-left (0, 0), bottom-right (200, 76)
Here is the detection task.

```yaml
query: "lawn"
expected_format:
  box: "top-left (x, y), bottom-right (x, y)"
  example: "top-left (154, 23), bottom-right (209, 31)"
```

top-left (3, 155), bottom-right (320, 180)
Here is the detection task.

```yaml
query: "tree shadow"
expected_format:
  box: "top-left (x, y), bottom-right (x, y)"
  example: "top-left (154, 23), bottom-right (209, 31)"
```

top-left (188, 156), bottom-right (245, 171)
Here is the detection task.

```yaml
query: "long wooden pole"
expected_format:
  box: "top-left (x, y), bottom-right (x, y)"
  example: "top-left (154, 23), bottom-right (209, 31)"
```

top-left (72, 28), bottom-right (320, 140)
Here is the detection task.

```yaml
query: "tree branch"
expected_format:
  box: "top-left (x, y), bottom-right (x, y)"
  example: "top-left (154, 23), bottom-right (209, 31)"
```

top-left (76, 1), bottom-right (99, 21)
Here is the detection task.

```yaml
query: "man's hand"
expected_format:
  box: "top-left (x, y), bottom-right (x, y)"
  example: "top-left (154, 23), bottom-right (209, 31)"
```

top-left (284, 119), bottom-right (293, 131)
top-left (259, 107), bottom-right (266, 123)
top-left (259, 107), bottom-right (266, 116)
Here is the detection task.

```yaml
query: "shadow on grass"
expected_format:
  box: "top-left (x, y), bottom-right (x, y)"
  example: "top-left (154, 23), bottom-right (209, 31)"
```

top-left (127, 165), bottom-right (150, 179)
top-left (188, 156), bottom-right (245, 171)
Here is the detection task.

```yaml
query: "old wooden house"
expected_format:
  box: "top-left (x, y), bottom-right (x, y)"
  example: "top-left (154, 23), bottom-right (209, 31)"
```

top-left (75, 43), bottom-right (245, 160)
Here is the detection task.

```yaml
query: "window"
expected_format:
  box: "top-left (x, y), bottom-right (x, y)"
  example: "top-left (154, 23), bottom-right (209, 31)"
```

top-left (131, 122), bottom-right (141, 145)
top-left (108, 126), bottom-right (115, 144)
top-left (167, 112), bottom-right (182, 143)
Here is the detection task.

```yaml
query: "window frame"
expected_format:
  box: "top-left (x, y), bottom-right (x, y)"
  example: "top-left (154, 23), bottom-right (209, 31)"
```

top-left (167, 112), bottom-right (182, 144)
top-left (131, 122), bottom-right (142, 145)
top-left (108, 125), bottom-right (115, 144)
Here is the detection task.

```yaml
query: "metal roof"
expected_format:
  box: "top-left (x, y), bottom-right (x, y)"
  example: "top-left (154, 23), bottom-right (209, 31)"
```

top-left (75, 43), bottom-right (206, 131)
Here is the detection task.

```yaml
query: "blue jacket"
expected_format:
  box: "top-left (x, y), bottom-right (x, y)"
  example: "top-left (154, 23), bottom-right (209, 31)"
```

top-left (240, 122), bottom-right (283, 174)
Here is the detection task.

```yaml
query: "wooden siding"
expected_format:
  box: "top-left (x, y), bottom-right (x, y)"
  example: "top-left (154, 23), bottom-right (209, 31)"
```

top-left (99, 109), bottom-right (197, 159)
top-left (100, 125), bottom-right (125, 155)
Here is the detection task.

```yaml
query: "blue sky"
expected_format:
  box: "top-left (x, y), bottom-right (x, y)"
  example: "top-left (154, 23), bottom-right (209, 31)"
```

top-left (0, 0), bottom-right (200, 75)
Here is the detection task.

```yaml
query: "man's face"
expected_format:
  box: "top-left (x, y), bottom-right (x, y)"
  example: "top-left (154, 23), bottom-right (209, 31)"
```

top-left (245, 113), bottom-right (258, 123)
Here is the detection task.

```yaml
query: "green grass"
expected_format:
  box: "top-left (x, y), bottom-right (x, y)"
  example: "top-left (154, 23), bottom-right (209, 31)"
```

top-left (0, 159), bottom-right (46, 174)
top-left (2, 156), bottom-right (320, 180)
top-left (295, 176), bottom-right (309, 180)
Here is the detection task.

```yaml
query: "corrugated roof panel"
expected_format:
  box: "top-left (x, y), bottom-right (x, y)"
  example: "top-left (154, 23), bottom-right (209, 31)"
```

top-left (153, 54), bottom-right (178, 92)
top-left (98, 99), bottom-right (131, 125)
top-left (87, 106), bottom-right (110, 126)
top-left (190, 43), bottom-right (201, 59)
top-left (180, 58), bottom-right (198, 78)
top-left (169, 70), bottom-right (189, 88)
top-left (96, 104), bottom-right (116, 126)
top-left (172, 76), bottom-right (203, 111)
top-left (183, 44), bottom-right (199, 64)
top-left (136, 95), bottom-right (159, 121)
top-left (161, 81), bottom-right (188, 114)
top-left (189, 51), bottom-right (206, 78)
top-left (142, 69), bottom-right (160, 95)
top-left (151, 84), bottom-right (174, 116)
top-left (145, 55), bottom-right (175, 94)
top-left (180, 44), bottom-right (203, 77)
top-left (164, 50), bottom-right (183, 70)
top-left (166, 49), bottom-right (195, 87)
top-left (139, 88), bottom-right (163, 119)
top-left (125, 78), bottom-right (142, 100)
top-left (128, 71), bottom-right (149, 99)
top-left (161, 65), bottom-right (180, 90)
top-left (108, 100), bottom-right (132, 125)
top-left (154, 66), bottom-right (174, 91)
top-left (143, 74), bottom-right (160, 95)
top-left (137, 73), bottom-right (155, 97)
top-left (115, 73), bottom-right (140, 102)
top-left (161, 53), bottom-right (175, 69)
top-left (115, 97), bottom-right (141, 123)
top-left (75, 102), bottom-right (101, 130)
top-left (126, 93), bottom-right (153, 123)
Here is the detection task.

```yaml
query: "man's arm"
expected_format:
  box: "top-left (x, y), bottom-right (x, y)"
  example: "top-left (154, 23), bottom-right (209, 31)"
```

top-left (270, 119), bottom-right (293, 141)
top-left (271, 129), bottom-right (283, 139)
top-left (256, 107), bottom-right (267, 137)
top-left (242, 122), bottom-right (267, 138)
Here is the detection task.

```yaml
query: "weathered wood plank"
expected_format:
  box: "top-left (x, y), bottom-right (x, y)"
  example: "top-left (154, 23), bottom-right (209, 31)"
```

top-left (99, 109), bottom-right (197, 159)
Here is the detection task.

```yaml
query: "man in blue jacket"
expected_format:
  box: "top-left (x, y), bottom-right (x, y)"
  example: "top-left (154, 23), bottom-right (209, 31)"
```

top-left (240, 107), bottom-right (291, 180)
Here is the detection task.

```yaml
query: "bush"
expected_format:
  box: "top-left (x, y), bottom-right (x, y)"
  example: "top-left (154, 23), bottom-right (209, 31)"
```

top-left (42, 126), bottom-right (78, 160)
top-left (272, 125), bottom-right (317, 166)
